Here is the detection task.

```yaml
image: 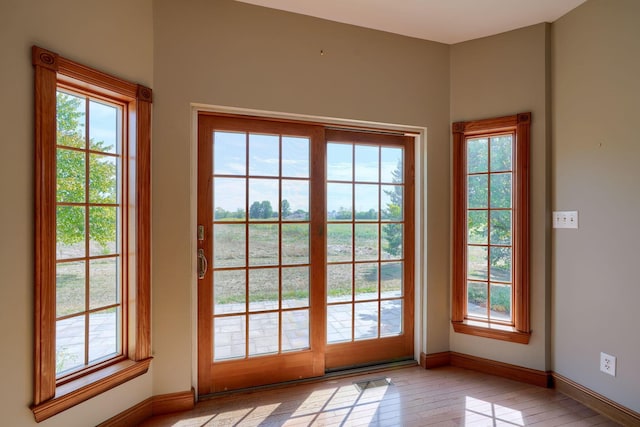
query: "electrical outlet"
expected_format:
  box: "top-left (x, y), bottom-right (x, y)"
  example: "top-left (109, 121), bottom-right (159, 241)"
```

top-left (553, 211), bottom-right (579, 229)
top-left (600, 352), bottom-right (616, 376)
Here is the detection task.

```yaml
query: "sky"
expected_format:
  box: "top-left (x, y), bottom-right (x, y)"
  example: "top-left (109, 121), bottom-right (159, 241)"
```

top-left (213, 131), bottom-right (404, 217)
top-left (60, 90), bottom-right (121, 154)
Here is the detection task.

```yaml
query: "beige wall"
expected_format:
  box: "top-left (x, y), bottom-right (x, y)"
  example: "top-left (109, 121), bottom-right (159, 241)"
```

top-left (151, 0), bottom-right (451, 395)
top-left (552, 0), bottom-right (640, 412)
top-left (0, 1), bottom-right (154, 425)
top-left (3, 0), bottom-right (639, 424)
top-left (450, 24), bottom-right (552, 371)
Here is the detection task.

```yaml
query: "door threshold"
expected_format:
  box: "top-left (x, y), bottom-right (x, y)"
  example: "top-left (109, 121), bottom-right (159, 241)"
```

top-left (198, 358), bottom-right (417, 401)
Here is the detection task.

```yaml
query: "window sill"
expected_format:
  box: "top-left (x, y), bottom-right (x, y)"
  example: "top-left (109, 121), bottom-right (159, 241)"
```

top-left (31, 357), bottom-right (152, 422)
top-left (452, 320), bottom-right (531, 344)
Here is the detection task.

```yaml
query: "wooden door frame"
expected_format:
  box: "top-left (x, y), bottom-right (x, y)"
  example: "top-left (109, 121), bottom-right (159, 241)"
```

top-left (189, 104), bottom-right (427, 398)
top-left (197, 114), bottom-right (326, 395)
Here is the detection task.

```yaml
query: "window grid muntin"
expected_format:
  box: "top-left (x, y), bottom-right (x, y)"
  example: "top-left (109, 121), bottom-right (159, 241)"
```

top-left (326, 142), bottom-right (405, 344)
top-left (212, 130), bottom-right (312, 361)
top-left (55, 88), bottom-right (125, 378)
top-left (465, 132), bottom-right (514, 326)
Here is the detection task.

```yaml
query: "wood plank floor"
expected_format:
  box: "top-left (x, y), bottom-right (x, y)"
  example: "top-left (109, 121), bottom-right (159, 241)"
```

top-left (141, 365), bottom-right (620, 426)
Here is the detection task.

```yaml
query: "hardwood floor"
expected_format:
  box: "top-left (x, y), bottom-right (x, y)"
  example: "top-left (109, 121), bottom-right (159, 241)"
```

top-left (141, 365), bottom-right (620, 426)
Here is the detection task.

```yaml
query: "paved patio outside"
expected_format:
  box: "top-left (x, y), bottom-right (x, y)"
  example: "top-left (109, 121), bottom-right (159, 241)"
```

top-left (213, 294), bottom-right (402, 361)
top-left (56, 312), bottom-right (119, 374)
top-left (56, 296), bottom-right (404, 369)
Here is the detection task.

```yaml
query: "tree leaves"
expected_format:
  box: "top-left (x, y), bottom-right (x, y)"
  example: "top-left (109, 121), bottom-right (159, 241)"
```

top-left (56, 91), bottom-right (118, 251)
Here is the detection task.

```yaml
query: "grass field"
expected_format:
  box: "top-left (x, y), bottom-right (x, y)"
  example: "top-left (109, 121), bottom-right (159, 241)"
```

top-left (212, 221), bottom-right (403, 307)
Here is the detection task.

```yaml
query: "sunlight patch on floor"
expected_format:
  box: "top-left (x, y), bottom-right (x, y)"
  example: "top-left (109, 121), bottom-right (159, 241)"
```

top-left (167, 382), bottom-right (394, 426)
top-left (465, 396), bottom-right (524, 426)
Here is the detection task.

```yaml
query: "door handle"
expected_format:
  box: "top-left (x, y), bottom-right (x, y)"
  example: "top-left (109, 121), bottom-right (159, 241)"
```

top-left (198, 248), bottom-right (208, 279)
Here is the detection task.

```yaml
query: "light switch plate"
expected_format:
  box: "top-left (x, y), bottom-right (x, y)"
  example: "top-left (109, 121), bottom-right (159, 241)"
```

top-left (553, 211), bottom-right (578, 229)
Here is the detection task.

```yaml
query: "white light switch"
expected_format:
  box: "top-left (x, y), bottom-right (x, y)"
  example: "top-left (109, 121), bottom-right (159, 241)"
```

top-left (553, 211), bottom-right (578, 229)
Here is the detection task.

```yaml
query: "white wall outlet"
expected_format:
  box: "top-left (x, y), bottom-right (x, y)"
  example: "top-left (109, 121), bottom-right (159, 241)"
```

top-left (553, 211), bottom-right (579, 229)
top-left (600, 352), bottom-right (616, 376)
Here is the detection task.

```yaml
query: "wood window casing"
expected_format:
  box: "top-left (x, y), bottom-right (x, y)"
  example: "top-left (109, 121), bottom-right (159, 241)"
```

top-left (452, 113), bottom-right (531, 344)
top-left (32, 46), bottom-right (152, 422)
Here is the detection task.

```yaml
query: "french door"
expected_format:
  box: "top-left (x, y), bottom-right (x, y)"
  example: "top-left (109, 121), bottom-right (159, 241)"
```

top-left (197, 114), bottom-right (414, 395)
top-left (323, 129), bottom-right (414, 370)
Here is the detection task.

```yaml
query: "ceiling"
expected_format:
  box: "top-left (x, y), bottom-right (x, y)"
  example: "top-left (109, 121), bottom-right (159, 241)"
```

top-left (235, 0), bottom-right (586, 44)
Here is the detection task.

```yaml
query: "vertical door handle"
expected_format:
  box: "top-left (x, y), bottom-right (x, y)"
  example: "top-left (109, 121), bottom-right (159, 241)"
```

top-left (198, 248), bottom-right (208, 279)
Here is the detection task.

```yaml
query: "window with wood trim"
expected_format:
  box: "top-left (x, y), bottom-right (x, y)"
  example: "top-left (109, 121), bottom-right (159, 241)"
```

top-left (452, 113), bottom-right (531, 344)
top-left (32, 46), bottom-right (152, 422)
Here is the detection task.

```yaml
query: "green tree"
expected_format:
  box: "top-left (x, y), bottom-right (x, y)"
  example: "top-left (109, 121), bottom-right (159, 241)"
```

top-left (261, 200), bottom-right (274, 219)
top-left (467, 136), bottom-right (513, 281)
top-left (56, 92), bottom-right (117, 252)
top-left (382, 161), bottom-right (403, 257)
top-left (281, 199), bottom-right (291, 218)
top-left (249, 200), bottom-right (274, 219)
top-left (355, 208), bottom-right (377, 220)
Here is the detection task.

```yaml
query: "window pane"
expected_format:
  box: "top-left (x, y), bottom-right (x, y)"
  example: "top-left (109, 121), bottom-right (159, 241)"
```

top-left (57, 148), bottom-right (85, 203)
top-left (467, 138), bottom-right (488, 173)
top-left (327, 143), bottom-right (352, 181)
top-left (282, 309), bottom-right (309, 351)
top-left (354, 184), bottom-right (379, 221)
top-left (354, 302), bottom-right (378, 340)
top-left (214, 178), bottom-right (246, 220)
top-left (249, 268), bottom-right (279, 311)
top-left (57, 91), bottom-right (85, 149)
top-left (56, 261), bottom-right (85, 317)
top-left (490, 283), bottom-right (512, 322)
top-left (327, 304), bottom-right (352, 343)
top-left (214, 131), bottom-right (246, 175)
top-left (327, 224), bottom-right (352, 262)
top-left (282, 136), bottom-right (309, 178)
top-left (355, 224), bottom-right (378, 261)
top-left (89, 206), bottom-right (118, 256)
top-left (468, 210), bottom-right (488, 244)
top-left (214, 315), bottom-right (246, 361)
top-left (467, 175), bottom-right (488, 208)
top-left (213, 224), bottom-right (246, 268)
top-left (355, 263), bottom-right (378, 300)
top-left (380, 147), bottom-right (403, 184)
top-left (282, 224), bottom-right (309, 265)
top-left (381, 299), bottom-right (402, 336)
top-left (56, 206), bottom-right (85, 259)
top-left (327, 264), bottom-right (352, 302)
top-left (490, 135), bottom-right (512, 172)
top-left (89, 99), bottom-right (118, 154)
top-left (56, 315), bottom-right (85, 375)
top-left (214, 270), bottom-right (246, 315)
top-left (89, 153), bottom-right (118, 204)
top-left (467, 246), bottom-right (488, 281)
top-left (249, 134), bottom-right (279, 177)
top-left (467, 282), bottom-right (487, 319)
top-left (382, 223), bottom-right (403, 259)
top-left (490, 173), bottom-right (512, 208)
top-left (88, 307), bottom-right (120, 363)
top-left (381, 262), bottom-right (403, 298)
top-left (381, 185), bottom-right (403, 220)
top-left (490, 247), bottom-right (512, 282)
top-left (249, 224), bottom-right (279, 266)
top-left (89, 258), bottom-right (119, 310)
top-left (249, 312), bottom-right (279, 356)
top-left (281, 180), bottom-right (309, 221)
top-left (490, 211), bottom-right (511, 245)
top-left (354, 145), bottom-right (379, 182)
top-left (327, 183), bottom-right (352, 220)
top-left (282, 267), bottom-right (309, 308)
top-left (248, 179), bottom-right (278, 220)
